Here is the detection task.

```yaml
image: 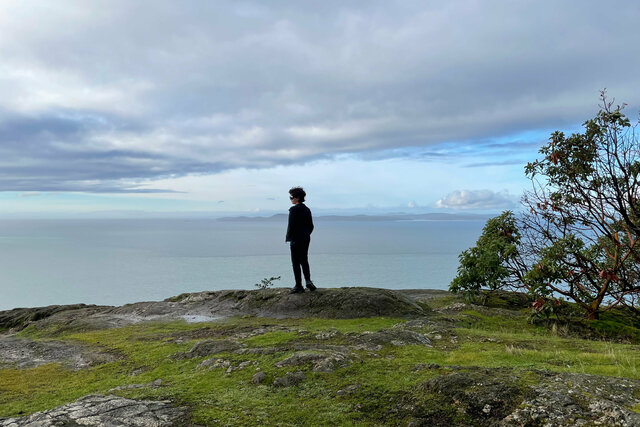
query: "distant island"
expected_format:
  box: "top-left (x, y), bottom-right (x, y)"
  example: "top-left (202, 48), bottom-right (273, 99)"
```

top-left (217, 212), bottom-right (493, 222)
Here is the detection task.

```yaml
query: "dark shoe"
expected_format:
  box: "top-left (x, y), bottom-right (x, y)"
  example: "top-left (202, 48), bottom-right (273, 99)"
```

top-left (289, 286), bottom-right (305, 294)
top-left (305, 281), bottom-right (317, 292)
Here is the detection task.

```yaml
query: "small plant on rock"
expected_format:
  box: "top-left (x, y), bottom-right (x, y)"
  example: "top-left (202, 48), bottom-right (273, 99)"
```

top-left (254, 276), bottom-right (281, 290)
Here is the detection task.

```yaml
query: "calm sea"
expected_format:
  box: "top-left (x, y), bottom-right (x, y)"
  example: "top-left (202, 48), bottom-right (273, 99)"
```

top-left (0, 218), bottom-right (484, 310)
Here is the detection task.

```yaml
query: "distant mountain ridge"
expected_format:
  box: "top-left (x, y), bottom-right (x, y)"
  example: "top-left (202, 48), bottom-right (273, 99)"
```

top-left (217, 212), bottom-right (492, 222)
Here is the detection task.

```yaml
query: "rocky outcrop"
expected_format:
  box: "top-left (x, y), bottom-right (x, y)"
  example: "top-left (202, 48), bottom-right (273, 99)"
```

top-left (352, 329), bottom-right (432, 350)
top-left (1, 287), bottom-right (427, 334)
top-left (416, 368), bottom-right (524, 423)
top-left (502, 372), bottom-right (640, 426)
top-left (0, 395), bottom-right (190, 426)
top-left (0, 304), bottom-right (110, 333)
top-left (398, 367), bottom-right (640, 426)
top-left (0, 336), bottom-right (119, 369)
top-left (165, 287), bottom-right (425, 319)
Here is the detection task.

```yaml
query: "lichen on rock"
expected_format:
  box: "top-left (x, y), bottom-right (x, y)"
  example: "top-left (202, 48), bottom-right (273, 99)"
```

top-left (0, 395), bottom-right (189, 426)
top-left (0, 337), bottom-right (118, 370)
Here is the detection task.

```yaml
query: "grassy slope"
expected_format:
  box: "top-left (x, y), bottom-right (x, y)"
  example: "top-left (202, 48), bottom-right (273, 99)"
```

top-left (1, 293), bottom-right (639, 425)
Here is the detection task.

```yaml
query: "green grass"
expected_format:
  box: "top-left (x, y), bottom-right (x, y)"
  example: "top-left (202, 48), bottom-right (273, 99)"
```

top-left (2, 296), bottom-right (640, 425)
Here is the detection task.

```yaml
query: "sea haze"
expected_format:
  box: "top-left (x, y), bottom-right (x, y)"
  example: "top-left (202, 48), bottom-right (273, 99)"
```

top-left (0, 218), bottom-right (485, 310)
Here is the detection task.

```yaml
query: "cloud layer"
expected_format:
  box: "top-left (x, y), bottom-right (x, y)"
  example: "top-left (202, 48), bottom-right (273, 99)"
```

top-left (1, 1), bottom-right (639, 192)
top-left (436, 189), bottom-right (517, 210)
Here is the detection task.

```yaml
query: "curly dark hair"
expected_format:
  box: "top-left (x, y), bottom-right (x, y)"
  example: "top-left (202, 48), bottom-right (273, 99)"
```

top-left (289, 186), bottom-right (306, 202)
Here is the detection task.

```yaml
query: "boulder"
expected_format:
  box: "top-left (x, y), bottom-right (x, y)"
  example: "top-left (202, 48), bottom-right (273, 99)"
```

top-left (273, 371), bottom-right (306, 388)
top-left (252, 371), bottom-right (267, 385)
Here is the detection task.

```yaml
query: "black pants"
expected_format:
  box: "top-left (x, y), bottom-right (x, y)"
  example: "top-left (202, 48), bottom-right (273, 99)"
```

top-left (290, 238), bottom-right (311, 287)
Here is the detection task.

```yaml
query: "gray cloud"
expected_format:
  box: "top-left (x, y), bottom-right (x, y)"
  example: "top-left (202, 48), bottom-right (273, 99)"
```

top-left (1, 1), bottom-right (639, 191)
top-left (436, 189), bottom-right (517, 210)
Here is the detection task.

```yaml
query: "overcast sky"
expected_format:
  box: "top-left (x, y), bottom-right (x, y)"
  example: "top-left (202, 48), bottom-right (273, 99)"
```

top-left (1, 0), bottom-right (638, 216)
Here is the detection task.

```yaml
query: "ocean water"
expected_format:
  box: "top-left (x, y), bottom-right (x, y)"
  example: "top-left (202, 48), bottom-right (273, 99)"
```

top-left (0, 218), bottom-right (484, 310)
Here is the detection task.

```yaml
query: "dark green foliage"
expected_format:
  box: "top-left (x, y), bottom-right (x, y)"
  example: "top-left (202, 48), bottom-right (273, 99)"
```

top-left (480, 290), bottom-right (532, 310)
top-left (450, 211), bottom-right (521, 297)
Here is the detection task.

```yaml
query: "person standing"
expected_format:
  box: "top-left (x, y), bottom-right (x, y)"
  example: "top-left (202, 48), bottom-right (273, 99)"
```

top-left (286, 186), bottom-right (316, 294)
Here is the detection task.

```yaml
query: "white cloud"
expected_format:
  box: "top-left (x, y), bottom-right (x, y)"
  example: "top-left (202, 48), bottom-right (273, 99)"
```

top-left (436, 189), bottom-right (517, 210)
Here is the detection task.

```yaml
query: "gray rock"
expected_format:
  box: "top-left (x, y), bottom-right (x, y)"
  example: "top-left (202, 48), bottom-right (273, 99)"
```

top-left (234, 346), bottom-right (279, 355)
top-left (409, 368), bottom-right (532, 424)
top-left (502, 373), bottom-right (640, 426)
top-left (225, 360), bottom-right (255, 374)
top-left (0, 337), bottom-right (118, 369)
top-left (435, 302), bottom-right (471, 312)
top-left (401, 319), bottom-right (429, 329)
top-left (196, 358), bottom-right (231, 370)
top-left (314, 328), bottom-right (340, 340)
top-left (353, 329), bottom-right (432, 349)
top-left (275, 350), bottom-right (353, 373)
top-left (174, 287), bottom-right (424, 319)
top-left (2, 288), bottom-right (427, 334)
top-left (273, 371), bottom-right (306, 387)
top-left (402, 368), bottom-right (640, 426)
top-left (0, 304), bottom-right (109, 333)
top-left (0, 394), bottom-right (189, 426)
top-left (252, 371), bottom-right (267, 384)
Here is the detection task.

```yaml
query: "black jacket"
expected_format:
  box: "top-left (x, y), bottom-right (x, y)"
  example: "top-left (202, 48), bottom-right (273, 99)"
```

top-left (286, 203), bottom-right (314, 242)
